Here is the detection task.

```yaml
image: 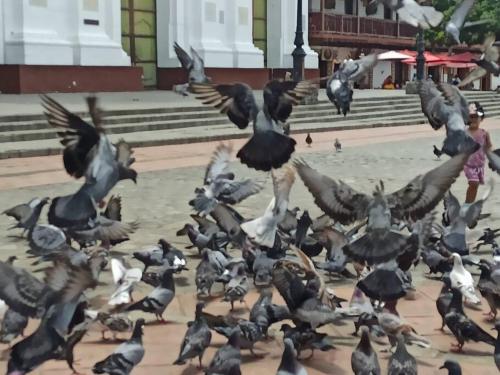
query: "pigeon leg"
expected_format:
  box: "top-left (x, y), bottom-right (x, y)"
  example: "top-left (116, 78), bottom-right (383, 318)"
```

top-left (306, 349), bottom-right (315, 359)
top-left (230, 301), bottom-right (234, 311)
top-left (482, 310), bottom-right (496, 321)
top-left (101, 331), bottom-right (108, 341)
top-left (198, 355), bottom-right (203, 369)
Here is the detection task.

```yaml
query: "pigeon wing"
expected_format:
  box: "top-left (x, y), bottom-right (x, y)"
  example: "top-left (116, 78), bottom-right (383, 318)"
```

top-left (204, 143), bottom-right (232, 184)
top-left (272, 265), bottom-right (307, 311)
top-left (458, 66), bottom-right (487, 88)
top-left (103, 194), bottom-right (122, 222)
top-left (263, 80), bottom-right (316, 123)
top-left (220, 179), bottom-right (264, 204)
top-left (3, 203), bottom-right (31, 221)
top-left (191, 83), bottom-right (258, 129)
top-left (449, 0), bottom-right (475, 28)
top-left (173, 42), bottom-right (193, 70)
top-left (443, 190), bottom-right (461, 222)
top-left (272, 166), bottom-right (296, 216)
top-left (387, 152), bottom-right (469, 221)
top-left (464, 179), bottom-right (493, 228)
top-left (294, 159), bottom-right (371, 225)
top-left (115, 139), bottom-right (135, 167)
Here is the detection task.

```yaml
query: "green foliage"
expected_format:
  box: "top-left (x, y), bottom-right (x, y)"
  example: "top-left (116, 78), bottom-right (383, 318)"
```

top-left (423, 0), bottom-right (500, 48)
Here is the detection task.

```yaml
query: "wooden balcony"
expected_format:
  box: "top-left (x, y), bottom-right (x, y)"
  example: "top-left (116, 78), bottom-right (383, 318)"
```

top-left (309, 12), bottom-right (418, 48)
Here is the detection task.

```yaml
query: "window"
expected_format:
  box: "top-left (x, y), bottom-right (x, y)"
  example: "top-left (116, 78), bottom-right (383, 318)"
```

top-left (345, 0), bottom-right (354, 15)
top-left (325, 0), bottom-right (336, 10)
top-left (384, 5), bottom-right (392, 20)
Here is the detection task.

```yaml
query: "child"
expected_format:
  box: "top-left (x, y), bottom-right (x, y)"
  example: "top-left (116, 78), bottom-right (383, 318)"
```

top-left (464, 102), bottom-right (491, 203)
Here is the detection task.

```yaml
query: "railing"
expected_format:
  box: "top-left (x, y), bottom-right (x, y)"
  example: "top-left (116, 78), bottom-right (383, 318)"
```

top-left (309, 12), bottom-right (417, 38)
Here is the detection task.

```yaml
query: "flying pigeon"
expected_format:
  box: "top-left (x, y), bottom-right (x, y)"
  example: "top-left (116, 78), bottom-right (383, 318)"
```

top-left (419, 81), bottom-right (478, 156)
top-left (459, 35), bottom-right (500, 88)
top-left (366, 0), bottom-right (443, 29)
top-left (241, 166), bottom-right (295, 248)
top-left (446, 0), bottom-right (475, 44)
top-left (475, 227), bottom-right (500, 252)
top-left (173, 42), bottom-right (210, 96)
top-left (189, 143), bottom-right (263, 215)
top-left (2, 197), bottom-right (49, 235)
top-left (351, 326), bottom-right (380, 375)
top-left (108, 258), bottom-right (143, 306)
top-left (277, 337), bottom-right (308, 375)
top-left (252, 250), bottom-right (276, 287)
top-left (191, 80), bottom-right (316, 171)
top-left (295, 152), bottom-right (468, 264)
top-left (177, 223), bottom-right (229, 254)
top-left (92, 318), bottom-right (145, 375)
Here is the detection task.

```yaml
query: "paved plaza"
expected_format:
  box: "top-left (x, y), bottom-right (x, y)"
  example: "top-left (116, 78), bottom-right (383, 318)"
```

top-left (0, 119), bottom-right (500, 374)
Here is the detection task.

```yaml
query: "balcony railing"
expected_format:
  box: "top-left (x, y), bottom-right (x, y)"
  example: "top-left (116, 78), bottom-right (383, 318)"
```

top-left (309, 12), bottom-right (417, 39)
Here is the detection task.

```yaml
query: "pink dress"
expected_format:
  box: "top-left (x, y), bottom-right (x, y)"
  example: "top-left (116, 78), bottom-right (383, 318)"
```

top-left (464, 128), bottom-right (487, 184)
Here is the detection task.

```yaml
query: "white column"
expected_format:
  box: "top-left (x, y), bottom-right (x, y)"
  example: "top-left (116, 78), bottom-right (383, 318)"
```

top-left (157, 0), bottom-right (185, 68)
top-left (0, 0), bottom-right (5, 64)
top-left (267, 0), bottom-right (318, 69)
top-left (224, 0), bottom-right (263, 68)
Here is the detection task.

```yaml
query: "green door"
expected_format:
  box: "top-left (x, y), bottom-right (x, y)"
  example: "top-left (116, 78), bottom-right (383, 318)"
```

top-left (121, 0), bottom-right (157, 87)
top-left (253, 0), bottom-right (267, 64)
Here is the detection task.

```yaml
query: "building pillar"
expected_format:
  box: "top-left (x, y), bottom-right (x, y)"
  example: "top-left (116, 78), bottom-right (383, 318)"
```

top-left (267, 0), bottom-right (318, 70)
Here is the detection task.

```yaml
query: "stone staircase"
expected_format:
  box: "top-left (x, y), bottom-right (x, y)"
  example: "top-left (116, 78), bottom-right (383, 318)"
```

top-left (0, 91), bottom-right (498, 159)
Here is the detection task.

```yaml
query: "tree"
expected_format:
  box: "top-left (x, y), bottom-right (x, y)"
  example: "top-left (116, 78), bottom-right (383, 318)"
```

top-left (424, 0), bottom-right (500, 49)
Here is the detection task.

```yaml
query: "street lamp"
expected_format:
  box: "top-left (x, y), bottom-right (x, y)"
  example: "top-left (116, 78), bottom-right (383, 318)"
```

top-left (292, 0), bottom-right (306, 82)
top-left (416, 28), bottom-right (425, 81)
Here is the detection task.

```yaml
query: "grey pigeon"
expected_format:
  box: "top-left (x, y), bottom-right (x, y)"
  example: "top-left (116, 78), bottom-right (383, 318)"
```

top-left (460, 35), bottom-right (500, 88)
top-left (133, 239), bottom-right (170, 272)
top-left (351, 326), bottom-right (380, 375)
top-left (205, 330), bottom-right (241, 375)
top-left (190, 214), bottom-right (221, 237)
top-left (223, 263), bottom-right (249, 311)
top-left (278, 207), bottom-right (300, 234)
top-left (326, 54), bottom-right (377, 116)
top-left (190, 143), bottom-right (263, 215)
top-left (252, 250), bottom-right (276, 287)
top-left (419, 81), bottom-right (478, 156)
top-left (3, 197), bottom-right (49, 235)
top-left (87, 311), bottom-right (133, 341)
top-left (277, 337), bottom-right (308, 375)
top-left (43, 96), bottom-right (137, 229)
top-left (439, 360), bottom-right (462, 375)
top-left (421, 245), bottom-right (452, 275)
top-left (92, 318), bottom-right (145, 375)
top-left (0, 308), bottom-right (28, 344)
top-left (158, 239), bottom-right (187, 273)
top-left (177, 223), bottom-right (229, 253)
top-left (210, 203), bottom-right (247, 248)
top-left (280, 323), bottom-right (335, 358)
top-left (27, 224), bottom-right (70, 259)
top-left (446, 0), bottom-right (475, 44)
top-left (475, 227), bottom-right (500, 251)
top-left (191, 80), bottom-right (315, 171)
top-left (357, 261), bottom-right (407, 302)
top-left (445, 288), bottom-right (495, 351)
top-left (212, 320), bottom-right (263, 355)
top-left (249, 289), bottom-right (290, 336)
top-left (174, 302), bottom-right (212, 368)
top-left (366, 0), bottom-right (443, 29)
top-left (388, 334), bottom-right (417, 375)
top-left (125, 267), bottom-right (175, 322)
top-left (196, 249), bottom-right (223, 297)
top-left (295, 153), bottom-right (468, 265)
top-left (173, 42), bottom-right (210, 96)
top-left (477, 261), bottom-right (500, 321)
top-left (436, 275), bottom-right (453, 331)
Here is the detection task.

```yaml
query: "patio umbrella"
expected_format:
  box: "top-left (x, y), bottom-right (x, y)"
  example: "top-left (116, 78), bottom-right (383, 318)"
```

top-left (378, 50), bottom-right (413, 60)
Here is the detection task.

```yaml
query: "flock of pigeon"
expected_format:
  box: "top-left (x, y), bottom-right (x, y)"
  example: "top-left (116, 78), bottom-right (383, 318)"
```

top-left (0, 1), bottom-right (499, 374)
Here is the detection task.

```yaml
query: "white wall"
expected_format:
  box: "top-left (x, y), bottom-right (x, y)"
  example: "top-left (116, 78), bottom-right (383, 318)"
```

top-left (0, 0), bottom-right (130, 66)
top-left (266, 0), bottom-right (318, 69)
top-left (492, 75), bottom-right (500, 90)
top-left (373, 60), bottom-right (391, 88)
top-left (157, 0), bottom-right (263, 69)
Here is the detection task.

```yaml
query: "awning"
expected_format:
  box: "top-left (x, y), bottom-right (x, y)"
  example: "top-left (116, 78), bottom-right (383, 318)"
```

top-left (377, 50), bottom-right (413, 60)
top-left (402, 51), bottom-right (443, 65)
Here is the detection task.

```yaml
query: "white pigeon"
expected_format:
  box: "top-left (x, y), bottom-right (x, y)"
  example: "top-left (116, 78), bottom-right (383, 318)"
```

top-left (241, 166), bottom-right (295, 247)
top-left (109, 258), bottom-right (143, 306)
top-left (449, 253), bottom-right (481, 304)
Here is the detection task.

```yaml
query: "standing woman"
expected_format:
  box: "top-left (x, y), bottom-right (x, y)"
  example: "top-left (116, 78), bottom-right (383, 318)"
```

top-left (464, 102), bottom-right (492, 203)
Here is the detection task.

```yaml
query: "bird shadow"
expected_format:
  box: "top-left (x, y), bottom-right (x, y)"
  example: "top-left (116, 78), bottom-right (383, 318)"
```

top-left (144, 320), bottom-right (174, 327)
top-left (5, 234), bottom-right (25, 241)
top-left (83, 338), bottom-right (125, 345)
top-left (302, 357), bottom-right (346, 374)
top-left (175, 276), bottom-right (190, 287)
top-left (241, 352), bottom-right (268, 363)
top-left (109, 250), bottom-right (129, 257)
top-left (180, 364), bottom-right (202, 375)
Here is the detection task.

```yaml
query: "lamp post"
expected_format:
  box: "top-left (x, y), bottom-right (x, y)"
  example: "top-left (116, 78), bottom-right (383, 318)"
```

top-left (415, 28), bottom-right (425, 81)
top-left (292, 0), bottom-right (306, 82)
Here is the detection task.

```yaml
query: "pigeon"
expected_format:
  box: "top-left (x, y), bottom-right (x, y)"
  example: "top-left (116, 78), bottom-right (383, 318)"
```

top-left (449, 253), bottom-right (481, 304)
top-left (436, 275), bottom-right (453, 331)
top-left (189, 143), bottom-right (263, 215)
top-left (174, 302), bottom-right (212, 368)
top-left (459, 35), bottom-right (500, 88)
top-left (6, 259), bottom-right (101, 374)
top-left (0, 308), bottom-right (28, 344)
top-left (378, 311), bottom-right (431, 348)
top-left (210, 203), bottom-right (247, 248)
top-left (278, 207), bottom-right (300, 234)
top-left (190, 214), bottom-right (222, 237)
top-left (205, 330), bottom-right (241, 375)
top-left (334, 138), bottom-right (341, 152)
top-left (2, 197), bottom-right (49, 235)
top-left (126, 267), bottom-right (175, 322)
top-left (418, 81), bottom-right (478, 156)
top-left (387, 334), bottom-right (417, 375)
top-left (305, 133), bottom-right (312, 147)
top-left (158, 239), bottom-right (188, 273)
top-left (132, 239), bottom-right (170, 271)
top-left (27, 224), bottom-right (71, 260)
top-left (252, 250), bottom-right (276, 287)
top-left (173, 42), bottom-right (210, 96)
top-left (351, 326), bottom-right (380, 375)
top-left (352, 313), bottom-right (388, 344)
top-left (108, 258), bottom-right (142, 306)
top-left (326, 54), bottom-right (377, 116)
top-left (177, 223), bottom-right (229, 253)
top-left (92, 318), bottom-right (145, 375)
top-left (241, 166), bottom-right (295, 247)
top-left (475, 227), bottom-right (500, 252)
top-left (477, 261), bottom-right (500, 320)
top-left (494, 321), bottom-right (500, 370)
top-left (42, 96), bottom-right (137, 229)
top-left (191, 80), bottom-right (316, 171)
top-left (212, 319), bottom-right (264, 355)
top-left (433, 145), bottom-right (443, 159)
top-left (295, 152), bottom-right (468, 265)
top-left (357, 261), bottom-right (407, 302)
top-left (440, 360), bottom-right (463, 375)
top-left (196, 249), bottom-right (224, 297)
top-left (366, 0), bottom-right (443, 28)
top-left (84, 310), bottom-right (133, 340)
top-left (441, 181), bottom-right (493, 255)
top-left (223, 263), bottom-right (250, 311)
top-left (280, 323), bottom-right (335, 358)
top-left (249, 288), bottom-right (290, 336)
top-left (446, 0), bottom-right (475, 44)
top-left (277, 337), bottom-right (308, 375)
top-left (421, 245), bottom-right (452, 275)
top-left (294, 210), bottom-right (312, 248)
top-left (444, 288), bottom-right (495, 351)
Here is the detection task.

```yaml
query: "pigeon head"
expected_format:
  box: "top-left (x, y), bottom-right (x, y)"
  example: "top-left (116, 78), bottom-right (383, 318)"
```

top-left (439, 359), bottom-right (462, 374)
top-left (176, 224), bottom-right (193, 236)
top-left (195, 302), bottom-right (206, 316)
top-left (367, 186), bottom-right (391, 230)
top-left (41, 197), bottom-right (50, 206)
top-left (358, 326), bottom-right (372, 353)
top-left (280, 323), bottom-right (293, 333)
top-left (6, 255), bottom-right (17, 264)
top-left (158, 238), bottom-right (171, 252)
top-left (441, 274), bottom-right (452, 288)
top-left (132, 318), bottom-right (145, 338)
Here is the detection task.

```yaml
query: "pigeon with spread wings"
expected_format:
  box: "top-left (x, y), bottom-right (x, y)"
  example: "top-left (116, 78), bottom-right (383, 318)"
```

top-left (173, 42), bottom-right (210, 96)
top-left (365, 0), bottom-right (443, 29)
top-left (445, 0), bottom-right (475, 45)
top-left (418, 81), bottom-right (478, 156)
top-left (459, 35), bottom-right (499, 88)
top-left (294, 152), bottom-right (469, 264)
top-left (42, 96), bottom-right (137, 229)
top-left (191, 80), bottom-right (316, 171)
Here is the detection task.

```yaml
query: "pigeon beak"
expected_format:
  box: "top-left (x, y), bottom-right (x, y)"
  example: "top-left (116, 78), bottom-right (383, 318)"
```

top-left (438, 365), bottom-right (445, 369)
